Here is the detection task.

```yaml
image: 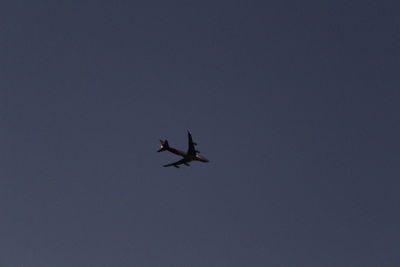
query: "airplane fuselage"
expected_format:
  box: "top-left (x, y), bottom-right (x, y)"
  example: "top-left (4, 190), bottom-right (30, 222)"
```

top-left (166, 147), bottom-right (209, 163)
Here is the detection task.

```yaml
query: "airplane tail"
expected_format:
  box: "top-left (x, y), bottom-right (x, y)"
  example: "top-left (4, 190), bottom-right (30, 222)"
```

top-left (157, 140), bottom-right (170, 152)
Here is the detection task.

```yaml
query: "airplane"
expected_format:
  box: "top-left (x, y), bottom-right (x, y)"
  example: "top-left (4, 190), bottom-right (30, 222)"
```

top-left (157, 131), bottom-right (209, 168)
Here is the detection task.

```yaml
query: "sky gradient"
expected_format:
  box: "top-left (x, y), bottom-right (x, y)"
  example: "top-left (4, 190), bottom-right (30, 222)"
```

top-left (2, 1), bottom-right (400, 266)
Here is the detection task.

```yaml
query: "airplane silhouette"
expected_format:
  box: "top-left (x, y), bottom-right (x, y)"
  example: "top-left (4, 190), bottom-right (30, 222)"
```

top-left (157, 131), bottom-right (209, 168)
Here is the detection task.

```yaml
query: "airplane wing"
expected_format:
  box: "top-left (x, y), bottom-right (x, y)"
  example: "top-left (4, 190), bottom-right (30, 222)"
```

top-left (163, 158), bottom-right (190, 168)
top-left (187, 130), bottom-right (197, 156)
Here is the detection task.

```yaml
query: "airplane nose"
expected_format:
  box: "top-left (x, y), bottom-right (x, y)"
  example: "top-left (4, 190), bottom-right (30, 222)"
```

top-left (197, 155), bottom-right (209, 162)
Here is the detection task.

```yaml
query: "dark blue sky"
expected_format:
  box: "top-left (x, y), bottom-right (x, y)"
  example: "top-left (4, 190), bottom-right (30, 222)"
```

top-left (2, 1), bottom-right (400, 266)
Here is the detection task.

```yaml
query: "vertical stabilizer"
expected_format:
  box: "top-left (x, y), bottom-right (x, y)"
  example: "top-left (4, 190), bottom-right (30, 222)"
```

top-left (157, 140), bottom-right (169, 152)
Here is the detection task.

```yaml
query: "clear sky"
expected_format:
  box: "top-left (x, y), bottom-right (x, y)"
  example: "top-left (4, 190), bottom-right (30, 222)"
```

top-left (2, 1), bottom-right (400, 266)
